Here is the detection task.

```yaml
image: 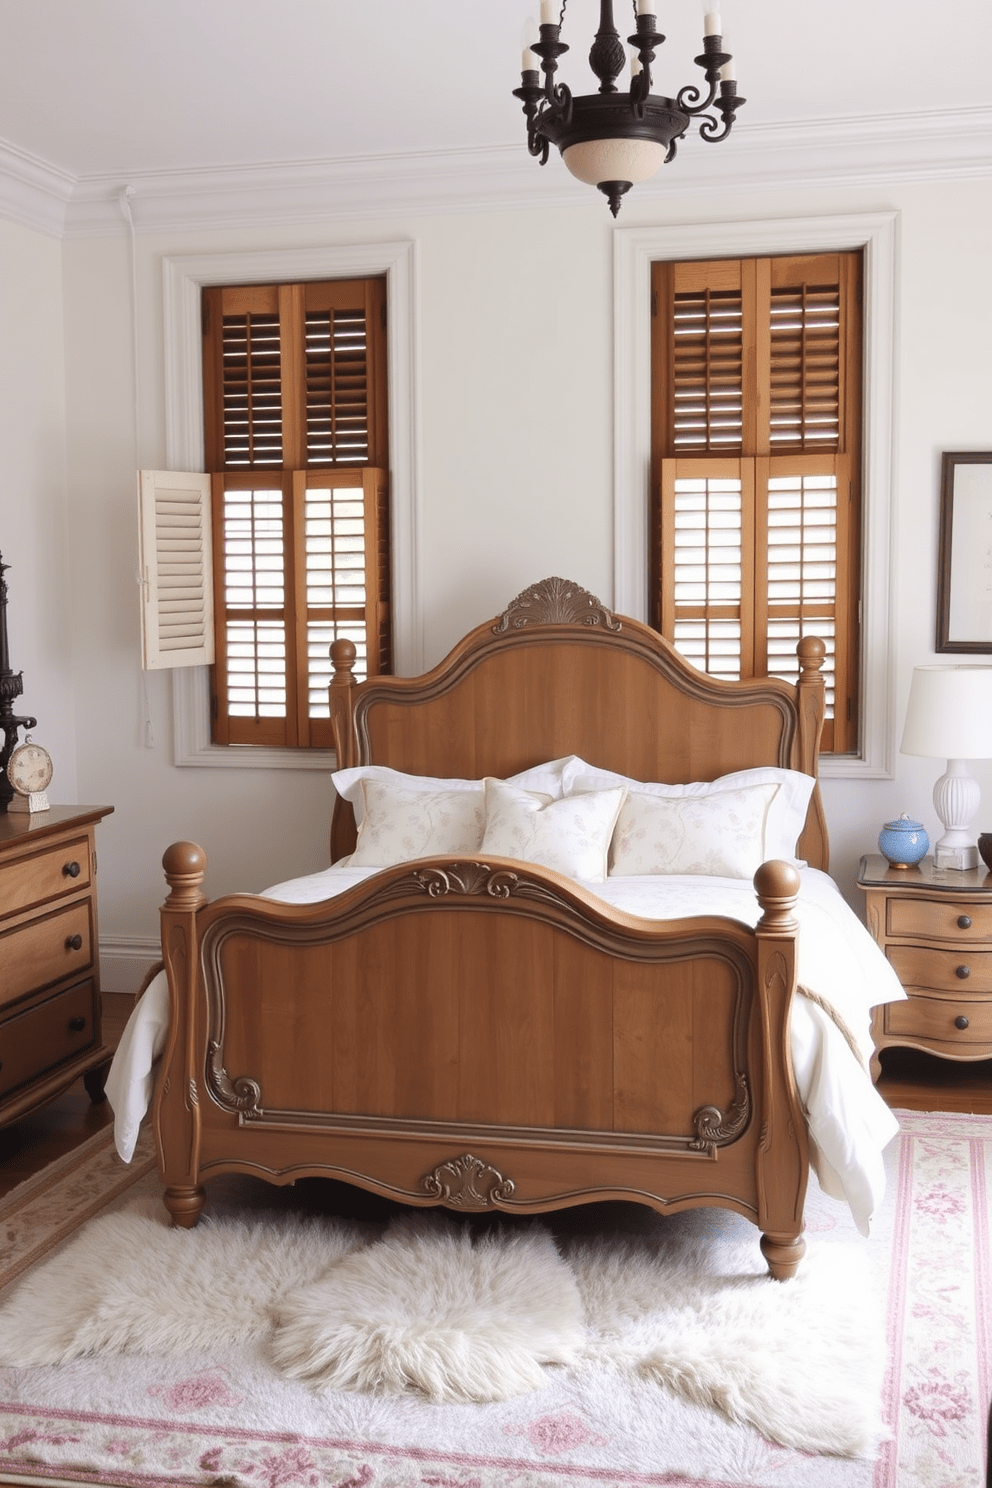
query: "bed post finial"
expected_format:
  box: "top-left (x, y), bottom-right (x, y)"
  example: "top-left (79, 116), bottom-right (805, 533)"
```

top-left (163, 841), bottom-right (207, 910)
top-left (329, 638), bottom-right (359, 769)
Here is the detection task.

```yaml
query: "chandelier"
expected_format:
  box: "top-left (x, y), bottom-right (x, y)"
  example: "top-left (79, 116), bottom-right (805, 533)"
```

top-left (513, 0), bottom-right (744, 216)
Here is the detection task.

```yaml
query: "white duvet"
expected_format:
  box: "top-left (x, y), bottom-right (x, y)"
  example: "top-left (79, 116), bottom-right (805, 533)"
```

top-left (106, 864), bottom-right (904, 1236)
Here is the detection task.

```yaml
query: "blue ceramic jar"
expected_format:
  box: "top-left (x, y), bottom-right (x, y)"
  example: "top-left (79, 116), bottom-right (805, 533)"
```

top-left (878, 814), bottom-right (929, 867)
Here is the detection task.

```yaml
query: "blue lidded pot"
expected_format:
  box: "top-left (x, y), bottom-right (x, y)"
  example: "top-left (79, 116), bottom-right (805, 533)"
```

top-left (878, 813), bottom-right (929, 867)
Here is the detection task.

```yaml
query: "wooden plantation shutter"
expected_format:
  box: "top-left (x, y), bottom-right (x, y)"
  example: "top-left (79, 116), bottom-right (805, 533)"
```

top-left (202, 276), bottom-right (389, 748)
top-left (651, 252), bottom-right (862, 753)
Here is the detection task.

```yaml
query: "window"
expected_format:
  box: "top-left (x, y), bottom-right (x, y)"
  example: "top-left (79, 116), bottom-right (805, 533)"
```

top-left (140, 274), bottom-right (391, 750)
top-left (650, 252), bottom-right (862, 755)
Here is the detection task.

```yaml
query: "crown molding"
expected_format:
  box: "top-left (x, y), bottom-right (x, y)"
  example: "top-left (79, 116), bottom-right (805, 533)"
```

top-left (0, 138), bottom-right (74, 238)
top-left (2, 106), bottom-right (990, 240)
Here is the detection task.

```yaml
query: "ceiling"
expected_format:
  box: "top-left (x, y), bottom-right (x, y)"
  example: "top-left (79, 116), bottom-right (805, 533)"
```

top-left (2, 0), bottom-right (988, 177)
top-left (1, 0), bottom-right (989, 233)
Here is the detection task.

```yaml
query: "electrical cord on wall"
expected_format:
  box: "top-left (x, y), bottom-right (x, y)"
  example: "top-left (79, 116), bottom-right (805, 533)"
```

top-left (119, 184), bottom-right (155, 749)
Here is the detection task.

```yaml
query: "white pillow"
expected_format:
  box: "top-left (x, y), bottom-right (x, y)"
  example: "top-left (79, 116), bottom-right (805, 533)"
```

top-left (479, 778), bottom-right (627, 883)
top-left (349, 777), bottom-right (486, 866)
top-left (562, 761), bottom-right (815, 866)
top-left (609, 782), bottom-right (780, 877)
top-left (332, 759), bottom-right (578, 867)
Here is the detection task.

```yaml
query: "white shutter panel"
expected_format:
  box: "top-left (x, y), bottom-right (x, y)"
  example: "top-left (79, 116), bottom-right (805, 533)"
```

top-left (137, 470), bottom-right (215, 669)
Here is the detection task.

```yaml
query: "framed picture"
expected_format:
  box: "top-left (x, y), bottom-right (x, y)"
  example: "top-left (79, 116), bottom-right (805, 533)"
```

top-left (936, 452), bottom-right (992, 653)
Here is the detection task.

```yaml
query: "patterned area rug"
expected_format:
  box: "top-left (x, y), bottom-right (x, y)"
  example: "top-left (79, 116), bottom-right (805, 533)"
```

top-left (0, 1110), bottom-right (988, 1488)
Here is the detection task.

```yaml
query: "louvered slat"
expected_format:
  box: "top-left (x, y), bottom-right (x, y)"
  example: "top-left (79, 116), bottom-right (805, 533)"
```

top-left (671, 475), bottom-right (744, 680)
top-left (221, 313), bottom-right (283, 467)
top-left (764, 471), bottom-right (838, 716)
top-left (671, 290), bottom-right (744, 452)
top-left (769, 285), bottom-right (841, 450)
top-left (305, 308), bottom-right (370, 466)
top-left (304, 480), bottom-right (371, 710)
top-left (221, 487), bottom-right (287, 719)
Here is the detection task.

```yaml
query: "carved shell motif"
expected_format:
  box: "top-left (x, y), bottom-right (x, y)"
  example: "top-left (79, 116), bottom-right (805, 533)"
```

top-left (422, 1154), bottom-right (515, 1207)
top-left (493, 577), bottom-right (621, 633)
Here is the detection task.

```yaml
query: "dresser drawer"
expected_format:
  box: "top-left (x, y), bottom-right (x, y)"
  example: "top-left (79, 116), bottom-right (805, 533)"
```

top-left (0, 834), bottom-right (92, 919)
top-left (887, 944), bottom-right (992, 994)
top-left (0, 900), bottom-right (94, 1010)
top-left (886, 897), bottom-right (992, 944)
top-left (883, 993), bottom-right (992, 1047)
top-left (0, 980), bottom-right (97, 1099)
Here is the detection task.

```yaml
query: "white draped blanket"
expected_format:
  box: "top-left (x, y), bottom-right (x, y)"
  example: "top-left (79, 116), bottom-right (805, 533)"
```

top-left (106, 865), bottom-right (903, 1235)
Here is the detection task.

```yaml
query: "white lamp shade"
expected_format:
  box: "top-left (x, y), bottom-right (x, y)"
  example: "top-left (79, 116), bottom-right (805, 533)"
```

top-left (561, 137), bottom-right (667, 186)
top-left (900, 665), bottom-right (992, 760)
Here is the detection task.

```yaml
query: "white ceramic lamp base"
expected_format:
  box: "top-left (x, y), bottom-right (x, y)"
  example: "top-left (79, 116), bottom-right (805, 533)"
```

top-left (933, 760), bottom-right (980, 870)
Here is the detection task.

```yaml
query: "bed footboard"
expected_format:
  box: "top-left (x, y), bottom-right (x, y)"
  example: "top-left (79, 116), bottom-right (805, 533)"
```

top-left (153, 845), bottom-right (808, 1279)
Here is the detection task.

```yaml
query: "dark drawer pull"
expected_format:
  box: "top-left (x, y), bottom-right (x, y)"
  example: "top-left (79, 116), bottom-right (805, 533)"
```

top-left (65, 934), bottom-right (83, 951)
top-left (68, 1016), bottom-right (87, 1033)
top-left (956, 965), bottom-right (971, 979)
top-left (63, 861), bottom-right (81, 879)
top-left (955, 1015), bottom-right (970, 1030)
top-left (958, 915), bottom-right (973, 930)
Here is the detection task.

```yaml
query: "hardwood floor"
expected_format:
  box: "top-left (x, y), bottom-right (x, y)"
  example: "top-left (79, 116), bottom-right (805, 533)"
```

top-left (2, 989), bottom-right (990, 1201)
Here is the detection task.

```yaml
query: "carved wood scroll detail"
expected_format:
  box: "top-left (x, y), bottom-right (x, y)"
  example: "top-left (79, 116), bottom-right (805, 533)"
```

top-left (206, 1041), bottom-right (263, 1118)
top-left (689, 1072), bottom-right (750, 1155)
top-left (415, 864), bottom-right (521, 899)
top-left (422, 1154), bottom-right (516, 1207)
top-left (493, 576), bottom-right (621, 633)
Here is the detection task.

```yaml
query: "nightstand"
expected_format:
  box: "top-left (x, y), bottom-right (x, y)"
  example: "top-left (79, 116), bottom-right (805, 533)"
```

top-left (0, 804), bottom-right (114, 1126)
top-left (858, 853), bottom-right (992, 1081)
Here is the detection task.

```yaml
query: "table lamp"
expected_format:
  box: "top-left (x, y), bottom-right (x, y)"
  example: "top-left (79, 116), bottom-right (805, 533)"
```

top-left (900, 664), bottom-right (992, 869)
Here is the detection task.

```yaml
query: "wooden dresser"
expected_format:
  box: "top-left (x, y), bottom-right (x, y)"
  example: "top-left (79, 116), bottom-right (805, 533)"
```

top-left (858, 852), bottom-right (992, 1080)
top-left (0, 804), bottom-right (114, 1126)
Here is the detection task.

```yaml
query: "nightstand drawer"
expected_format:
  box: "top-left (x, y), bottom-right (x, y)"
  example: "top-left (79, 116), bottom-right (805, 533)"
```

top-left (884, 993), bottom-right (992, 1046)
top-left (887, 897), bottom-right (992, 944)
top-left (0, 900), bottom-right (94, 1009)
top-left (0, 980), bottom-right (97, 1099)
top-left (0, 834), bottom-right (92, 919)
top-left (888, 944), bottom-right (992, 993)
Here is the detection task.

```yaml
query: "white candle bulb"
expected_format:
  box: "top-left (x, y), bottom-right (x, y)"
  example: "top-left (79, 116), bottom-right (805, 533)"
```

top-left (719, 40), bottom-right (736, 81)
top-left (703, 2), bottom-right (722, 36)
top-left (540, 0), bottom-right (556, 23)
top-left (521, 16), bottom-right (540, 70)
top-left (636, 0), bottom-right (654, 14)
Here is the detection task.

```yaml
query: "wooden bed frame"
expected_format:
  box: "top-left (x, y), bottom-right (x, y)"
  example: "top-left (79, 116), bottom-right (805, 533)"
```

top-left (155, 577), bottom-right (828, 1279)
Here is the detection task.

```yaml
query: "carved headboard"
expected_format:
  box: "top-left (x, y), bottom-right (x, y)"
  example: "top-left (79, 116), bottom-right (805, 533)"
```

top-left (329, 577), bottom-right (828, 869)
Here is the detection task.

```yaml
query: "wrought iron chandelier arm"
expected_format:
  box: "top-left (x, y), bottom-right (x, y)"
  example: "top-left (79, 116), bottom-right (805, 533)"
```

top-left (699, 83), bottom-right (746, 142)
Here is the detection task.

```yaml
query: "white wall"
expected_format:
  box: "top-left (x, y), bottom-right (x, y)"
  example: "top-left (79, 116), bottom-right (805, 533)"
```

top-left (0, 218), bottom-right (77, 800)
top-left (26, 175), bottom-right (992, 982)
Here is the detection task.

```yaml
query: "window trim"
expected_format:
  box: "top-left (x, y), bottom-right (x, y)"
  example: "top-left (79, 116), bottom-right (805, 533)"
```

top-left (613, 212), bottom-right (897, 780)
top-left (162, 241), bottom-right (421, 770)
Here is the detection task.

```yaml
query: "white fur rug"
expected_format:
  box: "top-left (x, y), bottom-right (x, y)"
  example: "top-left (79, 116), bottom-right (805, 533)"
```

top-left (0, 1193), bottom-right (884, 1457)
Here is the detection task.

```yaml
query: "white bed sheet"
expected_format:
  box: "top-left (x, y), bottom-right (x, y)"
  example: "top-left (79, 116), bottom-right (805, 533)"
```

top-left (106, 864), bottom-right (904, 1237)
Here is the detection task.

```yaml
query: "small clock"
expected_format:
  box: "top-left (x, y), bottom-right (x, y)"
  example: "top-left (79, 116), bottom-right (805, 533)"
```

top-left (7, 740), bottom-right (53, 814)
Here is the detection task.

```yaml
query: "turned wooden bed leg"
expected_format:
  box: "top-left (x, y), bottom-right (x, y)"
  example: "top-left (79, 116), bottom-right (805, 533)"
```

top-left (760, 1231), bottom-right (806, 1281)
top-left (164, 1185), bottom-right (207, 1228)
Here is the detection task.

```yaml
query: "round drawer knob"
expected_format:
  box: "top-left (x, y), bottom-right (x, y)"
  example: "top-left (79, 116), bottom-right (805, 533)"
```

top-left (958, 915), bottom-right (973, 929)
top-left (65, 934), bottom-right (83, 951)
top-left (955, 1015), bottom-right (970, 1030)
top-left (956, 965), bottom-right (971, 979)
top-left (68, 1016), bottom-right (87, 1033)
top-left (63, 861), bottom-right (81, 879)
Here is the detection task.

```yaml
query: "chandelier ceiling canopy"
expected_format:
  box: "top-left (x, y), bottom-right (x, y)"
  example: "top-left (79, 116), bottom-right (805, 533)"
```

top-left (513, 0), bottom-right (744, 216)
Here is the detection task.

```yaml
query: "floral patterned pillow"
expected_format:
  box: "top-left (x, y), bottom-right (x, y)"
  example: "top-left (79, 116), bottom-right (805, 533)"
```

top-left (480, 778), bottom-right (628, 883)
top-left (349, 779), bottom-right (487, 866)
top-left (609, 783), bottom-right (780, 878)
